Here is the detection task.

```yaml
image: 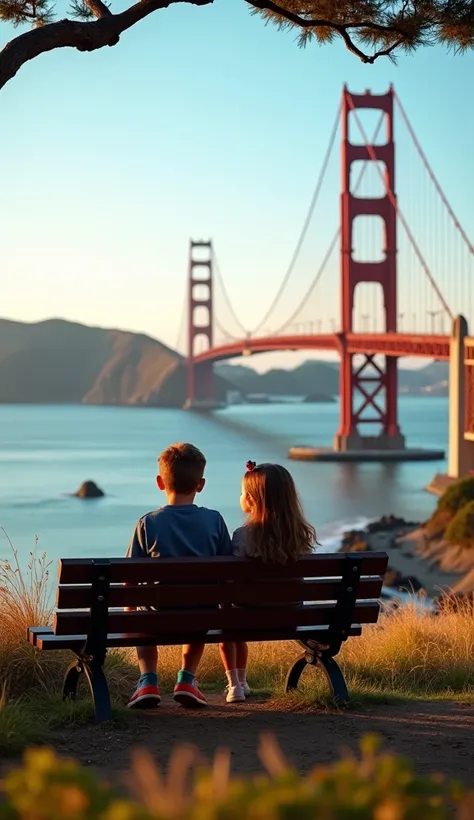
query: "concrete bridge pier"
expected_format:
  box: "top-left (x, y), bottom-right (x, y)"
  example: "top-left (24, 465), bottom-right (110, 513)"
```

top-left (448, 315), bottom-right (474, 478)
top-left (428, 315), bottom-right (474, 494)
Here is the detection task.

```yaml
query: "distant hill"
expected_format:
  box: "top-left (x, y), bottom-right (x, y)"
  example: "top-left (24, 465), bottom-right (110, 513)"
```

top-left (218, 360), bottom-right (449, 398)
top-left (217, 361), bottom-right (339, 399)
top-left (0, 317), bottom-right (450, 406)
top-left (0, 318), bottom-right (229, 407)
top-left (399, 361), bottom-right (449, 395)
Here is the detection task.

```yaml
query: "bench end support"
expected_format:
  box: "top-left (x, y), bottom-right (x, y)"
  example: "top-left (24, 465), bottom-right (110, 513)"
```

top-left (62, 657), bottom-right (112, 724)
top-left (63, 660), bottom-right (82, 702)
top-left (284, 648), bottom-right (350, 707)
top-left (316, 653), bottom-right (349, 706)
top-left (83, 660), bottom-right (112, 724)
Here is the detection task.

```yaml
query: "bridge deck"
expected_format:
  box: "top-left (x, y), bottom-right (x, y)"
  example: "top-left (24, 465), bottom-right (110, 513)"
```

top-left (192, 333), bottom-right (450, 365)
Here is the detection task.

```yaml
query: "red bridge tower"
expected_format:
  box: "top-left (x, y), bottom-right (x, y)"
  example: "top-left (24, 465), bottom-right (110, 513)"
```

top-left (334, 86), bottom-right (406, 453)
top-left (184, 240), bottom-right (220, 410)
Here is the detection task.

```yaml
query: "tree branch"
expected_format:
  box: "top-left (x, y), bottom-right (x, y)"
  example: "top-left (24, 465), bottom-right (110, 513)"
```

top-left (84, 0), bottom-right (112, 19)
top-left (247, 0), bottom-right (407, 35)
top-left (0, 0), bottom-right (212, 91)
top-left (246, 0), bottom-right (409, 62)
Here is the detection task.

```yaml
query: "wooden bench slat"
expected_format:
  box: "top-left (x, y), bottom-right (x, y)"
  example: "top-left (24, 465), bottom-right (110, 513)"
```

top-left (56, 576), bottom-right (384, 609)
top-left (53, 600), bottom-right (380, 635)
top-left (33, 623), bottom-right (364, 650)
top-left (27, 626), bottom-right (53, 646)
top-left (58, 553), bottom-right (388, 585)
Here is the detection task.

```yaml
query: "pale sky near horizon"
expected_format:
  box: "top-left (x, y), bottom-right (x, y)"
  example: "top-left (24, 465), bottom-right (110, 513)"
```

top-left (1, 1), bottom-right (473, 372)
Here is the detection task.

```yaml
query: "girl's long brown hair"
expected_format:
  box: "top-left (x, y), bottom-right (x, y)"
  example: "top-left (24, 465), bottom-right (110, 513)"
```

top-left (242, 463), bottom-right (316, 564)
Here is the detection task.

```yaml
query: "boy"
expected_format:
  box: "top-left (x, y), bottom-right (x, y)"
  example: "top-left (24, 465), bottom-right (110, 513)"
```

top-left (126, 442), bottom-right (232, 710)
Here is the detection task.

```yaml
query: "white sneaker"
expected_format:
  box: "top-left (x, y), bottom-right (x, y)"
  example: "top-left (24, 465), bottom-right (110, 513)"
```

top-left (226, 684), bottom-right (246, 703)
top-left (225, 681), bottom-right (251, 698)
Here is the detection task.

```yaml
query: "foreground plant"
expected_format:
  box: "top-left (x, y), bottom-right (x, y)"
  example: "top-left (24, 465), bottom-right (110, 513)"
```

top-left (1, 734), bottom-right (473, 819)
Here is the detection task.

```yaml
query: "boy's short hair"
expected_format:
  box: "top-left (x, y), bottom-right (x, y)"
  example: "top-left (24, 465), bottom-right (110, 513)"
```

top-left (158, 442), bottom-right (206, 494)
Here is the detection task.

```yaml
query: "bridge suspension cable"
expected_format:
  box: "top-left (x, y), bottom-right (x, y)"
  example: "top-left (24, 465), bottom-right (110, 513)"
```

top-left (347, 98), bottom-right (454, 322)
top-left (212, 249), bottom-right (249, 338)
top-left (214, 316), bottom-right (243, 342)
top-left (269, 112), bottom-right (386, 337)
top-left (212, 103), bottom-right (341, 342)
top-left (175, 288), bottom-right (188, 354)
top-left (394, 91), bottom-right (474, 257)
top-left (247, 103), bottom-right (341, 336)
top-left (271, 230), bottom-right (339, 336)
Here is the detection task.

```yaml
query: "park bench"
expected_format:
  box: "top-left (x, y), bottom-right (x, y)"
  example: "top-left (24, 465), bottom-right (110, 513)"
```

top-left (27, 551), bottom-right (388, 723)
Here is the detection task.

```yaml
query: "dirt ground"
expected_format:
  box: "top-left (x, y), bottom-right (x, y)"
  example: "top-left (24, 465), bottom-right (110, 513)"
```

top-left (47, 696), bottom-right (474, 787)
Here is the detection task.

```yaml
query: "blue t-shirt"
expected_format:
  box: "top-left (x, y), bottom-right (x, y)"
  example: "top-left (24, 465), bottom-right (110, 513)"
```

top-left (127, 504), bottom-right (232, 559)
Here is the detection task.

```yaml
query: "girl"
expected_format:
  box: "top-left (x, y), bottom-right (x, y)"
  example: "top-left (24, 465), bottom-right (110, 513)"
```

top-left (219, 460), bottom-right (317, 703)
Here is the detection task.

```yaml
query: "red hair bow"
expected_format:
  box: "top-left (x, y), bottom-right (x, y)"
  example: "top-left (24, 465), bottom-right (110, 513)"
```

top-left (246, 460), bottom-right (256, 472)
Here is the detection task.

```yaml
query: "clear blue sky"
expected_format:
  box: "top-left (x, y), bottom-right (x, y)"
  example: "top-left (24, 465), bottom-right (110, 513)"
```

top-left (1, 0), bottom-right (473, 369)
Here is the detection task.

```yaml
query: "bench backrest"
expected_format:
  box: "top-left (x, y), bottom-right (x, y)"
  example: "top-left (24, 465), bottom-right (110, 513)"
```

top-left (54, 553), bottom-right (388, 653)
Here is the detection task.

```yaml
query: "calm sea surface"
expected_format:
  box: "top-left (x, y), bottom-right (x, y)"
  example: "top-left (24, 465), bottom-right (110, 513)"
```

top-left (0, 398), bottom-right (448, 567)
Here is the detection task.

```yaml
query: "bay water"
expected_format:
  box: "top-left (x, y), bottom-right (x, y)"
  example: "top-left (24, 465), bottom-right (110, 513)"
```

top-left (0, 398), bottom-right (448, 568)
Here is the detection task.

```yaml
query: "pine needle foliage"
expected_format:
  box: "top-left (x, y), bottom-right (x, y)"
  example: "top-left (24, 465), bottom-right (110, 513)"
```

top-left (250, 1), bottom-right (474, 62)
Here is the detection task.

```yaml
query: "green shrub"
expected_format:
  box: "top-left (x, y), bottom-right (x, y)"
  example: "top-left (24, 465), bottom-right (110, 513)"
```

top-left (437, 476), bottom-right (474, 515)
top-left (0, 735), bottom-right (471, 819)
top-left (445, 501), bottom-right (474, 549)
top-left (427, 476), bottom-right (474, 534)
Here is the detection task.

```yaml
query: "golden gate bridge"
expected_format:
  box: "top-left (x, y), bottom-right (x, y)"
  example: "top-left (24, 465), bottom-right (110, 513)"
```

top-left (176, 86), bottom-right (474, 474)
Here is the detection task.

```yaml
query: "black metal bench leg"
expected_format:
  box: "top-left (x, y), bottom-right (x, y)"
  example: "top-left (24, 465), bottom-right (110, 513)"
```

top-left (285, 648), bottom-right (350, 706)
top-left (316, 653), bottom-right (349, 706)
top-left (285, 652), bottom-right (308, 692)
top-left (63, 660), bottom-right (83, 702)
top-left (82, 661), bottom-right (112, 724)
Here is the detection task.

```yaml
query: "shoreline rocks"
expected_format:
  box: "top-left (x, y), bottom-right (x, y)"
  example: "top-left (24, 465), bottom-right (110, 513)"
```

top-left (366, 514), bottom-right (417, 533)
top-left (340, 514), bottom-right (425, 594)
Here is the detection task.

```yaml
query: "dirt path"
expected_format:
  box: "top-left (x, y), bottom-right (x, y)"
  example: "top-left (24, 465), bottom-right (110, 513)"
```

top-left (48, 697), bottom-right (474, 786)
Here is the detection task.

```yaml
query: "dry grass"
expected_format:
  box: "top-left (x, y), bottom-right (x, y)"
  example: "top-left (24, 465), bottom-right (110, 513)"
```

top-left (0, 528), bottom-right (62, 696)
top-left (338, 600), bottom-right (474, 696)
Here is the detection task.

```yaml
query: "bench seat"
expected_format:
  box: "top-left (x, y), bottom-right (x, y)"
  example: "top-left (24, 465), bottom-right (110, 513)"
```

top-left (27, 551), bottom-right (387, 723)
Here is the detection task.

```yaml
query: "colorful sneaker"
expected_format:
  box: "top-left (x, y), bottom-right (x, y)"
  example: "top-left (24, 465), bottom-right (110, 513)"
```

top-left (127, 683), bottom-right (161, 709)
top-left (226, 684), bottom-right (245, 703)
top-left (173, 679), bottom-right (207, 708)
